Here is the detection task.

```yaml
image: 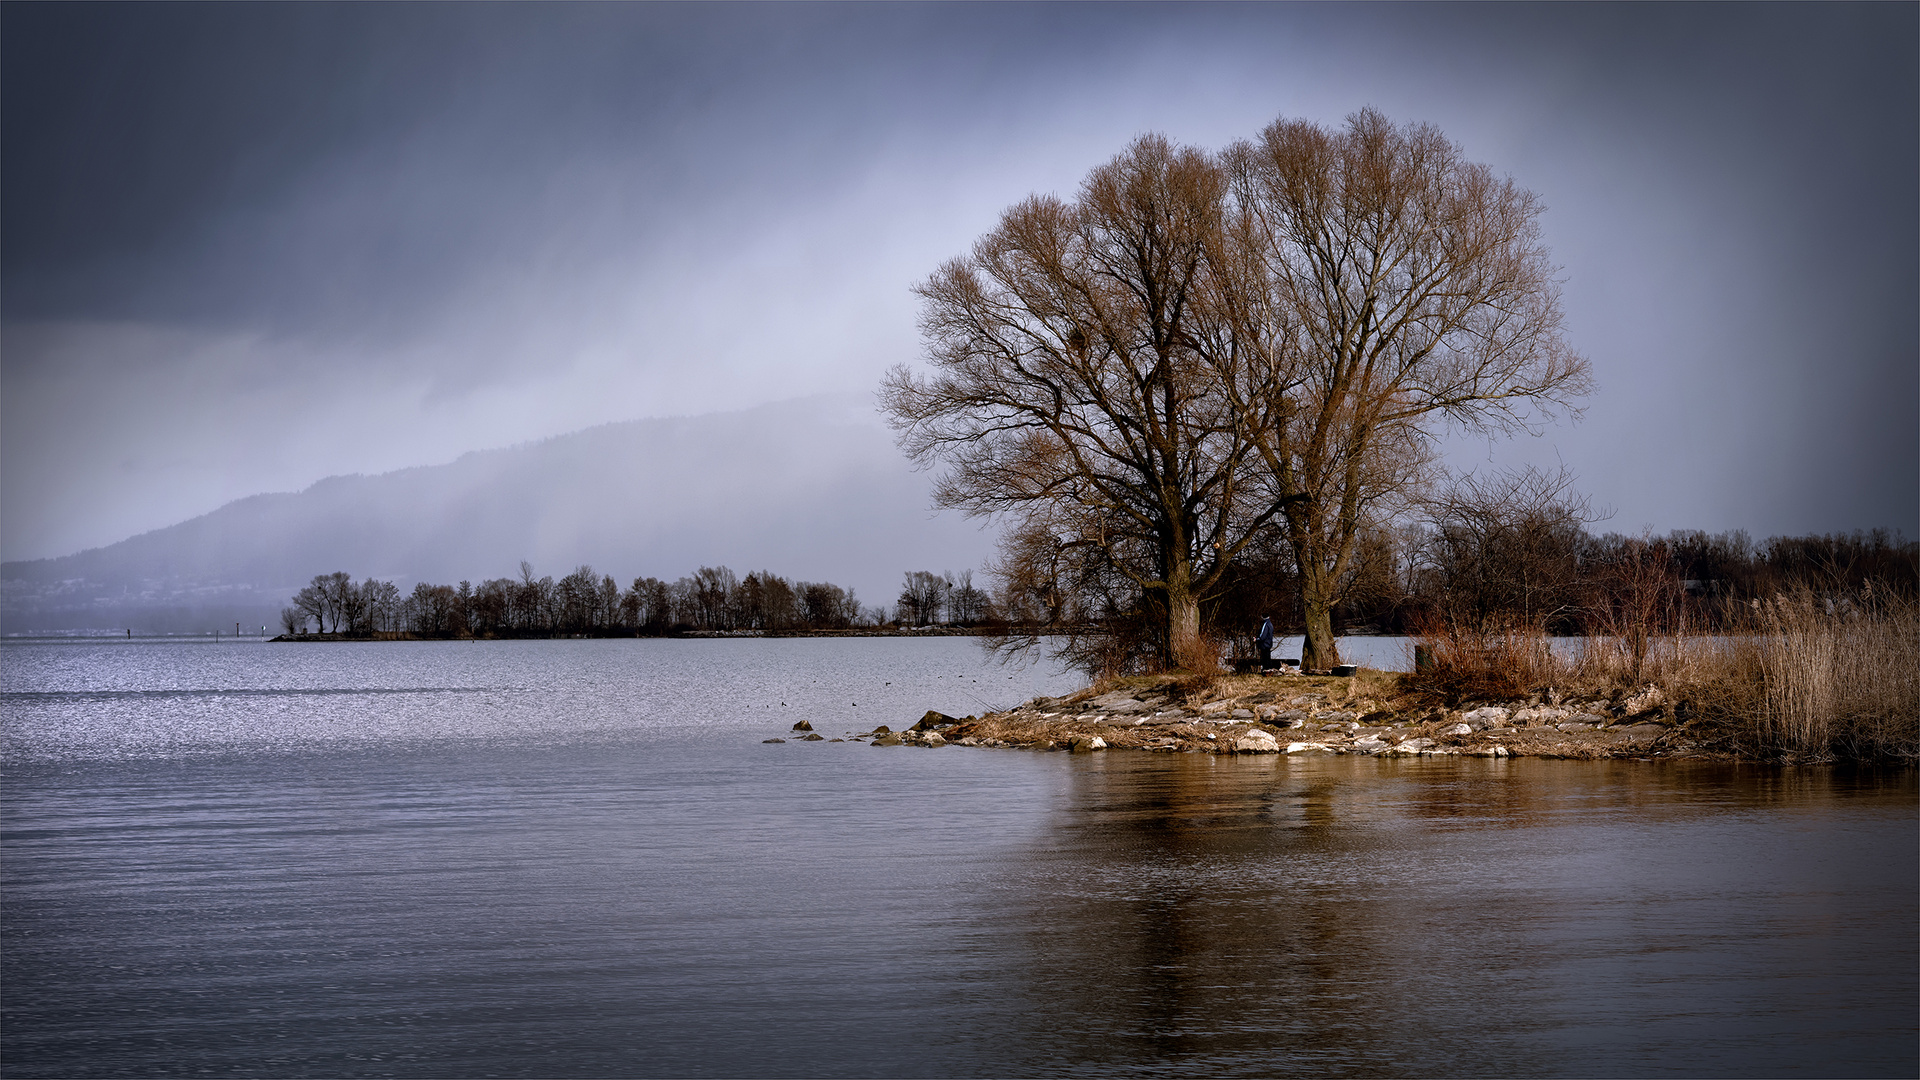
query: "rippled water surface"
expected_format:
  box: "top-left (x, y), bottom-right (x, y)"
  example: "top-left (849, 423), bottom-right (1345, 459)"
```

top-left (3, 639), bottom-right (1914, 1077)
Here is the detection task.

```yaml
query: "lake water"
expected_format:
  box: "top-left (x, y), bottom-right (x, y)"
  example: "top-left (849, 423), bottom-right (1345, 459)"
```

top-left (3, 638), bottom-right (1914, 1078)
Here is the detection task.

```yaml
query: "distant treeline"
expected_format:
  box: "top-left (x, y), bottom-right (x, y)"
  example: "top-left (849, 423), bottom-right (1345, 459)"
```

top-left (282, 563), bottom-right (997, 637)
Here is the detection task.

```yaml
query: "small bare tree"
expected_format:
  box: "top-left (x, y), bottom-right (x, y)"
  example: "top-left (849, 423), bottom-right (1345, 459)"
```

top-left (360, 579), bottom-right (402, 634)
top-left (1420, 465), bottom-right (1600, 633)
top-left (896, 570), bottom-right (952, 626)
top-left (949, 569), bottom-right (990, 625)
top-left (1585, 533), bottom-right (1684, 681)
top-left (689, 566), bottom-right (738, 631)
top-left (293, 579), bottom-right (328, 633)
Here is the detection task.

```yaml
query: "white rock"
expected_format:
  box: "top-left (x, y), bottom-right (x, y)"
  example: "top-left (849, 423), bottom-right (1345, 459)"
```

top-left (1353, 736), bottom-right (1389, 753)
top-left (1463, 707), bottom-right (1510, 727)
top-left (1444, 723), bottom-right (1473, 736)
top-left (1285, 741), bottom-right (1335, 754)
top-left (1232, 730), bottom-right (1281, 753)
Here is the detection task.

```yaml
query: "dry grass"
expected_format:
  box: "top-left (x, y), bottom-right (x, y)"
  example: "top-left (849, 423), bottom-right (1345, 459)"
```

top-left (1406, 590), bottom-right (1919, 762)
top-left (1730, 591), bottom-right (1918, 760)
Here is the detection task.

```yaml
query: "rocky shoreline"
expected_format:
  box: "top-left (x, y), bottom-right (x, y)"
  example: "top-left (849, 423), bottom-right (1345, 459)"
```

top-left (765, 672), bottom-right (1710, 760)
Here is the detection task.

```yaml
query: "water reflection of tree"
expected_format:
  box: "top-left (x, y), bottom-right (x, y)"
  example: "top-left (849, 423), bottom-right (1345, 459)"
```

top-left (992, 755), bottom-right (1560, 1076)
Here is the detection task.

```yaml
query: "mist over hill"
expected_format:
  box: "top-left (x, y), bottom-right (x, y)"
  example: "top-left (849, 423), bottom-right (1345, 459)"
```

top-left (0, 395), bottom-right (992, 633)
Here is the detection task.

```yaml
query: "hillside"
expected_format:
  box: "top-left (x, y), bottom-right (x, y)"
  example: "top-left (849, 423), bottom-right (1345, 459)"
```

top-left (1, 395), bottom-right (990, 632)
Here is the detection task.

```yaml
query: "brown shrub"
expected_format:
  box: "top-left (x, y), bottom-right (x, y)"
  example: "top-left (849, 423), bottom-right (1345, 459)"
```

top-left (1405, 618), bottom-right (1567, 700)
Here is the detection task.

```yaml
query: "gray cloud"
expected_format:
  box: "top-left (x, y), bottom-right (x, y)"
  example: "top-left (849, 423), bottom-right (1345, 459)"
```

top-left (3, 3), bottom-right (1914, 562)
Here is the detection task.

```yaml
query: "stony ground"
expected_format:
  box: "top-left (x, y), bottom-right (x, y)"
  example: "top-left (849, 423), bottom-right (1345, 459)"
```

top-left (768, 671), bottom-right (1712, 760)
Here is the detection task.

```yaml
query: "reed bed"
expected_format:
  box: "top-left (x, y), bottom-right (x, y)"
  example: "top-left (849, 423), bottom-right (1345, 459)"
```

top-left (1408, 589), bottom-right (1919, 762)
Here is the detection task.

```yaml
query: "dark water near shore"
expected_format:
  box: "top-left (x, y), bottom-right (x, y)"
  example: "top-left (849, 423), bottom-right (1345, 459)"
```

top-left (3, 639), bottom-right (1915, 1078)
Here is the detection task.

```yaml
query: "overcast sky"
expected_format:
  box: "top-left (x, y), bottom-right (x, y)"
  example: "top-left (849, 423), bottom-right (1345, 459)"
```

top-left (3, 2), bottom-right (1914, 564)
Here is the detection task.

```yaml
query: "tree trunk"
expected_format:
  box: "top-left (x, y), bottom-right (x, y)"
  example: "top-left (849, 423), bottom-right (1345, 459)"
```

top-left (1298, 561), bottom-right (1342, 671)
top-left (1167, 583), bottom-right (1205, 671)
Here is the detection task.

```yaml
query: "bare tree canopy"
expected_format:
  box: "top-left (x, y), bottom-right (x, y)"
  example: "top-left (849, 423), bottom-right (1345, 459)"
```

top-left (1226, 108), bottom-right (1592, 667)
top-left (885, 108), bottom-right (1590, 672)
top-left (883, 134), bottom-right (1281, 668)
top-left (1420, 465), bottom-right (1603, 633)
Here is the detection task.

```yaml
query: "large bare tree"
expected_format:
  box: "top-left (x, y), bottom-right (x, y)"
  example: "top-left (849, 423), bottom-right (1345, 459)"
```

top-left (1223, 109), bottom-right (1591, 668)
top-left (883, 135), bottom-right (1284, 669)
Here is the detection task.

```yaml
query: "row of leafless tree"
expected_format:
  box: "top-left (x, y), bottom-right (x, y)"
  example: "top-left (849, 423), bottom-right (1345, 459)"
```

top-left (980, 462), bottom-right (1916, 672)
top-left (285, 563), bottom-right (868, 636)
top-left (283, 564), bottom-right (1007, 636)
top-left (1208, 467), bottom-right (1917, 655)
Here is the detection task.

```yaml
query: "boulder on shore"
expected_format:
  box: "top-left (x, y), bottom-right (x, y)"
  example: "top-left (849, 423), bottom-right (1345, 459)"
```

top-left (1463, 707), bottom-right (1510, 728)
top-left (791, 720), bottom-right (814, 732)
top-left (1232, 730), bottom-right (1281, 754)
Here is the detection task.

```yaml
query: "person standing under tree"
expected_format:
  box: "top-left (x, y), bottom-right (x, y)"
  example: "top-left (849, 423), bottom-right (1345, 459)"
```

top-left (1257, 616), bottom-right (1275, 668)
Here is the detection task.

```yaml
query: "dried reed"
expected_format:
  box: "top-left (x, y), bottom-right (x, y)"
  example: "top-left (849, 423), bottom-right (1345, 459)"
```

top-left (1406, 589), bottom-right (1918, 762)
top-left (1733, 590), bottom-right (1919, 760)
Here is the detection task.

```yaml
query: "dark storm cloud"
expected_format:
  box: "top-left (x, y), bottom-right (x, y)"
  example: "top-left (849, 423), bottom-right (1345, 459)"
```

top-left (4, 4), bottom-right (1159, 338)
top-left (4, 4), bottom-right (790, 336)
top-left (2, 3), bottom-right (1914, 563)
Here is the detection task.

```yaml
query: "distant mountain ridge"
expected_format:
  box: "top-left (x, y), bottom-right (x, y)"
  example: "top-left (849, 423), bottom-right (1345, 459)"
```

top-left (1, 395), bottom-right (991, 632)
